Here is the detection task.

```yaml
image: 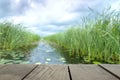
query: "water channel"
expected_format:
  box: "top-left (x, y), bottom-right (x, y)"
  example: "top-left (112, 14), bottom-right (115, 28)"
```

top-left (27, 41), bottom-right (66, 64)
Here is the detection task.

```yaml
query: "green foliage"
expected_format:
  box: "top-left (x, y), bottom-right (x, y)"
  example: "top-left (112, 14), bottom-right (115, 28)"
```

top-left (0, 22), bottom-right (40, 60)
top-left (45, 9), bottom-right (120, 64)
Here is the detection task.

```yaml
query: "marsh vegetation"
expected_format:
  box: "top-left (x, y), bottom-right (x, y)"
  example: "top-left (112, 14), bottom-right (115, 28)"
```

top-left (0, 22), bottom-right (40, 64)
top-left (45, 9), bottom-right (120, 64)
top-left (0, 9), bottom-right (120, 64)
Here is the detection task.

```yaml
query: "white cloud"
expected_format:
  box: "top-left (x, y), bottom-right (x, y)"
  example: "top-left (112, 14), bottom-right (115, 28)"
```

top-left (0, 0), bottom-right (120, 36)
top-left (111, 0), bottom-right (120, 11)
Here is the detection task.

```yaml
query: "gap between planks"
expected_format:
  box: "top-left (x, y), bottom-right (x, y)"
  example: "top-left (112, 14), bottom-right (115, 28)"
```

top-left (0, 64), bottom-right (119, 80)
top-left (21, 65), bottom-right (39, 80)
top-left (21, 64), bottom-right (120, 80)
top-left (98, 64), bottom-right (120, 79)
top-left (68, 64), bottom-right (120, 80)
top-left (23, 64), bottom-right (70, 80)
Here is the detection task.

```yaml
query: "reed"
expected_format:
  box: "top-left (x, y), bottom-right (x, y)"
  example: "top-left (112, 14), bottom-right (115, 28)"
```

top-left (45, 9), bottom-right (120, 64)
top-left (0, 22), bottom-right (40, 59)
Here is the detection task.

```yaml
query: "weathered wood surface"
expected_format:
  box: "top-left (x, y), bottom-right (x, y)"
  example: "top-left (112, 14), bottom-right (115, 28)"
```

top-left (0, 64), bottom-right (120, 80)
top-left (100, 64), bottom-right (120, 79)
top-left (0, 65), bottom-right (6, 69)
top-left (69, 64), bottom-right (119, 80)
top-left (0, 64), bottom-right (37, 80)
top-left (24, 65), bottom-right (70, 80)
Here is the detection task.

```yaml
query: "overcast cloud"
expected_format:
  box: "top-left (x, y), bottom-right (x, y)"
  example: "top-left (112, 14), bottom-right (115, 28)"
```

top-left (0, 0), bottom-right (120, 36)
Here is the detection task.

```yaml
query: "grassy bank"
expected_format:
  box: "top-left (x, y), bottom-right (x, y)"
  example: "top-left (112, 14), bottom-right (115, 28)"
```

top-left (0, 22), bottom-right (40, 62)
top-left (45, 9), bottom-right (120, 64)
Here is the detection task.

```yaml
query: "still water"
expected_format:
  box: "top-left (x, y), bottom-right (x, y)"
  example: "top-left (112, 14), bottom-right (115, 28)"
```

top-left (27, 41), bottom-right (66, 64)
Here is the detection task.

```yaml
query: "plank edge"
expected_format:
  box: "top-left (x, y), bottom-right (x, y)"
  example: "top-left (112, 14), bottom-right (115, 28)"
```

top-left (98, 64), bottom-right (120, 79)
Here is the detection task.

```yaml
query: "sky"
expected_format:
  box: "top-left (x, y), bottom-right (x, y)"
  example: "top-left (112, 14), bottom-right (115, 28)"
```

top-left (0, 0), bottom-right (120, 36)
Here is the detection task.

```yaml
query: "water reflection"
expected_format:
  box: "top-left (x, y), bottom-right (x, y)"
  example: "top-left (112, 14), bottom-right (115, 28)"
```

top-left (27, 41), bottom-right (66, 64)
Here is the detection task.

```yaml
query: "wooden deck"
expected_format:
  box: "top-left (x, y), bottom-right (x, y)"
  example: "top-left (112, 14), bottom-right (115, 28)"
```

top-left (0, 64), bottom-right (120, 80)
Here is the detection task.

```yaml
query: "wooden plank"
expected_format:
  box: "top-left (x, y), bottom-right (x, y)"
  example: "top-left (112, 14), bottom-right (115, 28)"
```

top-left (69, 64), bottom-right (119, 80)
top-left (0, 65), bottom-right (7, 69)
top-left (24, 64), bottom-right (70, 80)
top-left (0, 64), bottom-right (37, 80)
top-left (100, 64), bottom-right (120, 79)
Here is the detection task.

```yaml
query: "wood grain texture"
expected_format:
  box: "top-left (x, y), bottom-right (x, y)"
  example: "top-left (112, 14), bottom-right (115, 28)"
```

top-left (0, 64), bottom-right (37, 80)
top-left (69, 64), bottom-right (119, 80)
top-left (0, 65), bottom-right (7, 69)
top-left (100, 64), bottom-right (120, 78)
top-left (24, 64), bottom-right (70, 80)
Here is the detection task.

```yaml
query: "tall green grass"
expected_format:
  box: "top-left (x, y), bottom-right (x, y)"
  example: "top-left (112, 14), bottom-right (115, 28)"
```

top-left (0, 22), bottom-right (40, 59)
top-left (45, 9), bottom-right (120, 64)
